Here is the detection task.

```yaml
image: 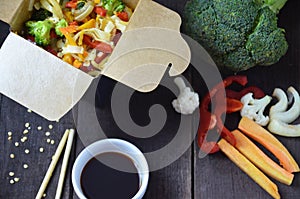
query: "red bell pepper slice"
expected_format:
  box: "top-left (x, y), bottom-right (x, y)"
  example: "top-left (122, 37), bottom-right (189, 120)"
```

top-left (94, 6), bottom-right (107, 17)
top-left (226, 98), bottom-right (243, 113)
top-left (83, 35), bottom-right (113, 53)
top-left (117, 11), bottom-right (129, 22)
top-left (65, 0), bottom-right (78, 8)
top-left (197, 75), bottom-right (248, 154)
top-left (226, 86), bottom-right (265, 100)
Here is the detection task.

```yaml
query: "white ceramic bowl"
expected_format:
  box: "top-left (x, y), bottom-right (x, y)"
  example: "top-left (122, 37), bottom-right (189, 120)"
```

top-left (72, 138), bottom-right (149, 199)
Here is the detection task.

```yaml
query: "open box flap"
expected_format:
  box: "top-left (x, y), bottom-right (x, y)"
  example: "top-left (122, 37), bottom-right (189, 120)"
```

top-left (0, 0), bottom-right (32, 31)
top-left (101, 0), bottom-right (191, 92)
top-left (0, 33), bottom-right (93, 121)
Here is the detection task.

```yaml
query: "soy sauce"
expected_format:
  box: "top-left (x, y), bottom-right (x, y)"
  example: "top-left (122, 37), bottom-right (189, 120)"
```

top-left (80, 152), bottom-right (140, 199)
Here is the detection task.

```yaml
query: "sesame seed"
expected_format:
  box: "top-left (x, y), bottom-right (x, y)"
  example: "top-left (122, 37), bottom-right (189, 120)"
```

top-left (14, 142), bottom-right (19, 147)
top-left (46, 138), bottom-right (51, 143)
top-left (25, 149), bottom-right (30, 154)
top-left (10, 154), bottom-right (15, 159)
top-left (23, 164), bottom-right (28, 169)
top-left (8, 136), bottom-right (12, 141)
top-left (43, 193), bottom-right (47, 197)
top-left (21, 137), bottom-right (28, 143)
top-left (23, 129), bottom-right (29, 134)
top-left (39, 148), bottom-right (44, 153)
top-left (50, 140), bottom-right (55, 145)
top-left (37, 126), bottom-right (42, 131)
top-left (48, 124), bottom-right (53, 130)
top-left (14, 178), bottom-right (20, 182)
top-left (27, 109), bottom-right (32, 113)
top-left (9, 172), bottom-right (14, 177)
top-left (9, 179), bottom-right (15, 184)
top-left (45, 132), bottom-right (51, 136)
top-left (25, 123), bottom-right (30, 128)
top-left (7, 131), bottom-right (12, 136)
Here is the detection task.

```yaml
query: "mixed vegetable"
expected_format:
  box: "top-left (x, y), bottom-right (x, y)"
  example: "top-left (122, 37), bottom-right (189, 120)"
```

top-left (192, 74), bottom-right (300, 199)
top-left (24, 0), bottom-right (132, 75)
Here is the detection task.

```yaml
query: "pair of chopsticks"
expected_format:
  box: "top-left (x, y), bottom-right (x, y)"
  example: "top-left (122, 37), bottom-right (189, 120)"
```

top-left (35, 129), bottom-right (75, 199)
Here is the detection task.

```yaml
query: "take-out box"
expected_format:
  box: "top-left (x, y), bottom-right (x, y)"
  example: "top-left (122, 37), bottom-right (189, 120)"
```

top-left (0, 0), bottom-right (190, 121)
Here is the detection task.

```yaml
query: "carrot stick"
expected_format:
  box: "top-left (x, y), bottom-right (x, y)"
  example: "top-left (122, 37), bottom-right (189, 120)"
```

top-left (218, 139), bottom-right (280, 199)
top-left (238, 117), bottom-right (300, 173)
top-left (232, 129), bottom-right (294, 185)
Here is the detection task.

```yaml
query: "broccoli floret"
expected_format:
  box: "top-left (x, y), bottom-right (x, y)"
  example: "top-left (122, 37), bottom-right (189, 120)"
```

top-left (26, 19), bottom-right (54, 46)
top-left (246, 8), bottom-right (288, 66)
top-left (183, 0), bottom-right (288, 72)
top-left (222, 47), bottom-right (256, 71)
top-left (55, 19), bottom-right (68, 37)
top-left (102, 0), bottom-right (125, 16)
top-left (30, 8), bottom-right (52, 21)
top-left (76, 0), bottom-right (86, 9)
top-left (213, 0), bottom-right (260, 33)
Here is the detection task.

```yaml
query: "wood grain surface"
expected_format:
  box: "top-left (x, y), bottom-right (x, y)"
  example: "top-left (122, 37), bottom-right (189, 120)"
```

top-left (1, 0), bottom-right (300, 199)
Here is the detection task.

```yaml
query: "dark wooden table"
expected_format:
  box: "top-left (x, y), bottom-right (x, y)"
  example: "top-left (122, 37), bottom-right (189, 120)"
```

top-left (1, 0), bottom-right (300, 198)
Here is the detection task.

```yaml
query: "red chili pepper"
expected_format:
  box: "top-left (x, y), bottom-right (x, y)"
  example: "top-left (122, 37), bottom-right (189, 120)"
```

top-left (65, 0), bottom-right (78, 8)
top-left (197, 75), bottom-right (248, 154)
top-left (83, 35), bottom-right (113, 53)
top-left (94, 6), bottom-right (107, 17)
top-left (117, 11), bottom-right (129, 22)
top-left (226, 86), bottom-right (265, 100)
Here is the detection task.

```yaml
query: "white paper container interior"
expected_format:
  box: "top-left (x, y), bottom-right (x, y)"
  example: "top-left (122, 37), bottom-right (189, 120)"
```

top-left (0, 0), bottom-right (190, 121)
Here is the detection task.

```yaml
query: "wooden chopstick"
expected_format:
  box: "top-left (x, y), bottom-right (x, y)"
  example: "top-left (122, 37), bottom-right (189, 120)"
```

top-left (35, 129), bottom-right (70, 199)
top-left (55, 129), bottom-right (75, 199)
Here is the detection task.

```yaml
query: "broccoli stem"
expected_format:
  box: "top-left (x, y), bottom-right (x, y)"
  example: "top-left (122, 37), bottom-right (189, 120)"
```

top-left (255, 0), bottom-right (288, 13)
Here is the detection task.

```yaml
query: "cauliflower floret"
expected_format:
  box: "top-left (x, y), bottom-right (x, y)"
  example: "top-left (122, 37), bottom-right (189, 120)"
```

top-left (172, 77), bottom-right (199, 115)
top-left (240, 93), bottom-right (272, 126)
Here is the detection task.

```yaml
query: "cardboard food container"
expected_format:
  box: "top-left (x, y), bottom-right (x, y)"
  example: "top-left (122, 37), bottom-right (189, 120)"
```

top-left (0, 0), bottom-right (190, 121)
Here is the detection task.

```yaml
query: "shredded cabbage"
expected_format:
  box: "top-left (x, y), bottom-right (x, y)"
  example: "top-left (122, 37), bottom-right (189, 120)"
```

top-left (74, 28), bottom-right (111, 44)
top-left (74, 1), bottom-right (94, 21)
top-left (62, 45), bottom-right (84, 54)
top-left (40, 0), bottom-right (64, 19)
top-left (110, 15), bottom-right (128, 32)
